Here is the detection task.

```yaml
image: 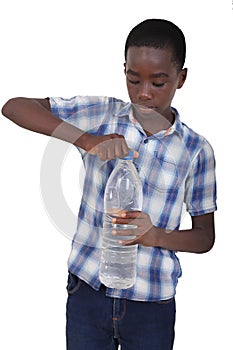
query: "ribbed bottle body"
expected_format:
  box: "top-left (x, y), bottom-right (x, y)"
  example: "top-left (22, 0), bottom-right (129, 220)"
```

top-left (99, 159), bottom-right (142, 289)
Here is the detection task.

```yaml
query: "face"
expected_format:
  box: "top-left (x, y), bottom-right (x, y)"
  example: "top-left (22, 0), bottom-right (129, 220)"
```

top-left (124, 46), bottom-right (187, 122)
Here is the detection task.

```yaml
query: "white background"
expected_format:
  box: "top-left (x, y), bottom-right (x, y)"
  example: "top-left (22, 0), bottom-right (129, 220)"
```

top-left (0, 0), bottom-right (232, 349)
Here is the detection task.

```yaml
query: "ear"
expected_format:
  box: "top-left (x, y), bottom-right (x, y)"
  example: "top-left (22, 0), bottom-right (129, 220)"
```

top-left (124, 62), bottom-right (126, 75)
top-left (177, 68), bottom-right (188, 89)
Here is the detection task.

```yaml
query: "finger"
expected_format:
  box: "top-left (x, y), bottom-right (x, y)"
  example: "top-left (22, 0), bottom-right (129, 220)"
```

top-left (119, 137), bottom-right (130, 156)
top-left (112, 228), bottom-right (138, 237)
top-left (119, 237), bottom-right (139, 246)
top-left (106, 139), bottom-right (115, 160)
top-left (98, 146), bottom-right (107, 161)
top-left (119, 211), bottom-right (143, 219)
top-left (112, 217), bottom-right (140, 226)
top-left (114, 137), bottom-right (129, 158)
top-left (132, 150), bottom-right (139, 158)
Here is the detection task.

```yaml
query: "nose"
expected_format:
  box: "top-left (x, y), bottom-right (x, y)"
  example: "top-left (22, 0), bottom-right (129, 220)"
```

top-left (138, 82), bottom-right (152, 101)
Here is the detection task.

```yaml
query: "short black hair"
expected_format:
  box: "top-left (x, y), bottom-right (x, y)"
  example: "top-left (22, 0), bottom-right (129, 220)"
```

top-left (124, 19), bottom-right (186, 70)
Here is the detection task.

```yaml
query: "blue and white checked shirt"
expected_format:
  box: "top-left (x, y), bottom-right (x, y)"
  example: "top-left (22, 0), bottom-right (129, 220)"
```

top-left (50, 96), bottom-right (217, 301)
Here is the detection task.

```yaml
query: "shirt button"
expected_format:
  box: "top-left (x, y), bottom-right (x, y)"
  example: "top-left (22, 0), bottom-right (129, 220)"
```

top-left (144, 139), bottom-right (148, 144)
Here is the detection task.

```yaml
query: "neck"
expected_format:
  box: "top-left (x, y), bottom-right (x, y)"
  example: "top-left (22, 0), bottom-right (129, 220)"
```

top-left (133, 107), bottom-right (175, 136)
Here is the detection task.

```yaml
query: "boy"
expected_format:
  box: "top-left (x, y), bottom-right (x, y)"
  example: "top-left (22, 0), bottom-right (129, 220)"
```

top-left (2, 19), bottom-right (217, 349)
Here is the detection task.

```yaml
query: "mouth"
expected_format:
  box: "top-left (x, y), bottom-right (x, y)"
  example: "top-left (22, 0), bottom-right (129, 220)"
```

top-left (135, 104), bottom-right (158, 112)
top-left (133, 104), bottom-right (159, 116)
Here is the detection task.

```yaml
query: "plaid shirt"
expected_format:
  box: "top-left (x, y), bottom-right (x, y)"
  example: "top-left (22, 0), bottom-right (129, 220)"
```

top-left (50, 96), bottom-right (217, 301)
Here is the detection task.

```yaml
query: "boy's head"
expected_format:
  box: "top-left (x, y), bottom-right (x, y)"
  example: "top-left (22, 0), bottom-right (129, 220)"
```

top-left (125, 19), bottom-right (186, 71)
top-left (124, 18), bottom-right (187, 123)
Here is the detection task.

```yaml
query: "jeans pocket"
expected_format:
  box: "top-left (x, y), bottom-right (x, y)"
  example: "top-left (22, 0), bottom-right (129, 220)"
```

top-left (66, 273), bottom-right (82, 295)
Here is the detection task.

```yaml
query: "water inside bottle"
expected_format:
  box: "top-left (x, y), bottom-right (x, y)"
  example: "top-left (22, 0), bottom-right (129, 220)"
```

top-left (99, 158), bottom-right (142, 289)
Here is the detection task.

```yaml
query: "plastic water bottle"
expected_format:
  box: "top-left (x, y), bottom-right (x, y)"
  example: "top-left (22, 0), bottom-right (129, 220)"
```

top-left (99, 150), bottom-right (143, 289)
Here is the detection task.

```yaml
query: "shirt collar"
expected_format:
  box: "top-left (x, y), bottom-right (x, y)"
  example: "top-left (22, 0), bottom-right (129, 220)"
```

top-left (116, 102), bottom-right (132, 117)
top-left (164, 107), bottom-right (184, 138)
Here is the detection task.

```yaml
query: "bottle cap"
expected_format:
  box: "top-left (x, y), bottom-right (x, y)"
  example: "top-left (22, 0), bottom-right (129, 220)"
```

top-left (121, 149), bottom-right (139, 160)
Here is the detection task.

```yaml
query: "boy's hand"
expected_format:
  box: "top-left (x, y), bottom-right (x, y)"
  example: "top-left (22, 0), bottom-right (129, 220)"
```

top-left (83, 133), bottom-right (138, 161)
top-left (112, 211), bottom-right (159, 247)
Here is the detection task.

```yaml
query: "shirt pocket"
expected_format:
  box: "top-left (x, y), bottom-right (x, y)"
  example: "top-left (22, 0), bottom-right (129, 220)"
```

top-left (144, 156), bottom-right (180, 194)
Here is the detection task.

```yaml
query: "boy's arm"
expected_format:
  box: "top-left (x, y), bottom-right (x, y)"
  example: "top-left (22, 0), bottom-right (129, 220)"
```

top-left (1, 97), bottom-right (130, 160)
top-left (113, 211), bottom-right (215, 253)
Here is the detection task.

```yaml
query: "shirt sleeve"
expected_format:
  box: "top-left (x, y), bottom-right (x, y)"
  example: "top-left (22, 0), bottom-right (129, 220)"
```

top-left (184, 139), bottom-right (217, 216)
top-left (49, 95), bottom-right (114, 132)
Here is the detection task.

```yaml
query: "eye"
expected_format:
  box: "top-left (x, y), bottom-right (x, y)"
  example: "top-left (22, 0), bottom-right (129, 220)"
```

top-left (152, 82), bottom-right (165, 87)
top-left (128, 78), bottom-right (139, 85)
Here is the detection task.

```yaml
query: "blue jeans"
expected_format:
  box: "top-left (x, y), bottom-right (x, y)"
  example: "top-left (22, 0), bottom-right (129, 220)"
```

top-left (66, 273), bottom-right (176, 350)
